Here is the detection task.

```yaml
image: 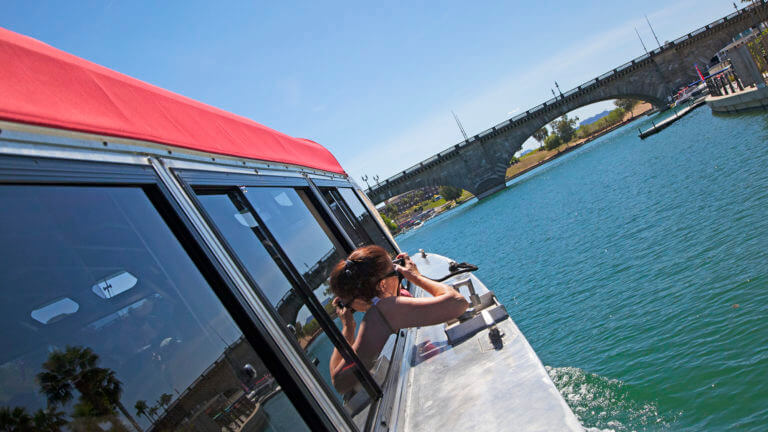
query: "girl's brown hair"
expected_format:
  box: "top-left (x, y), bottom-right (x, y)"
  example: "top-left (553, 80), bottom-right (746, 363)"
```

top-left (330, 245), bottom-right (392, 301)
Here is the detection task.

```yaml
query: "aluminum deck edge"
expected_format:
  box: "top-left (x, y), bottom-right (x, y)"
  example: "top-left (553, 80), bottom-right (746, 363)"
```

top-left (396, 253), bottom-right (583, 432)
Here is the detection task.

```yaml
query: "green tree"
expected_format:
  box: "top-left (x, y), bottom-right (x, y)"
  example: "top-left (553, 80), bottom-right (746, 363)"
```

top-left (0, 405), bottom-right (68, 431)
top-left (379, 213), bottom-right (398, 234)
top-left (614, 98), bottom-right (638, 114)
top-left (439, 185), bottom-right (462, 201)
top-left (552, 114), bottom-right (579, 143)
top-left (32, 408), bottom-right (67, 431)
top-left (383, 203), bottom-right (397, 219)
top-left (532, 127), bottom-right (548, 148)
top-left (509, 156), bottom-right (520, 165)
top-left (147, 406), bottom-right (159, 424)
top-left (544, 134), bottom-right (563, 150)
top-left (37, 346), bottom-right (141, 432)
top-left (157, 393), bottom-right (173, 415)
top-left (0, 406), bottom-right (33, 431)
top-left (135, 399), bottom-right (154, 426)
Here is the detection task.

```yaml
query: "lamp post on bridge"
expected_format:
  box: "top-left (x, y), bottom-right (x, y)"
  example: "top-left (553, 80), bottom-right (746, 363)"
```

top-left (554, 81), bottom-right (563, 97)
top-left (361, 175), bottom-right (371, 190)
top-left (373, 175), bottom-right (380, 186)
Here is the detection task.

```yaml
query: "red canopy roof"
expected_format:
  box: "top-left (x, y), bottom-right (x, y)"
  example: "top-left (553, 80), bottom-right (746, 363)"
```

top-left (0, 27), bottom-right (345, 174)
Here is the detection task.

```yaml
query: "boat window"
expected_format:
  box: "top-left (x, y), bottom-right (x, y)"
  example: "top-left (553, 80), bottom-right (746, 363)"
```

top-left (0, 185), bottom-right (309, 432)
top-left (335, 188), bottom-right (397, 255)
top-left (319, 188), bottom-right (399, 386)
top-left (320, 189), bottom-right (373, 249)
top-left (194, 188), bottom-right (374, 416)
top-left (242, 188), bottom-right (347, 309)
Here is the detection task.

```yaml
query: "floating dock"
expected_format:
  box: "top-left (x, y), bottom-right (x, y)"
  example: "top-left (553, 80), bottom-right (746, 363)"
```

top-left (638, 97), bottom-right (706, 139)
top-left (705, 84), bottom-right (768, 113)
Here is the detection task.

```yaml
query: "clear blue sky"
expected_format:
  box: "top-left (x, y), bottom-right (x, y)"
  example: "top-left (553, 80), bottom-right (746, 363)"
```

top-left (4, 1), bottom-right (738, 183)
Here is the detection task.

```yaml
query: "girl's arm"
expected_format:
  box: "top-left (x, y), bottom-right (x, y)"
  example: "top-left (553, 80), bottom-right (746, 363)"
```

top-left (329, 300), bottom-right (358, 392)
top-left (383, 253), bottom-right (469, 329)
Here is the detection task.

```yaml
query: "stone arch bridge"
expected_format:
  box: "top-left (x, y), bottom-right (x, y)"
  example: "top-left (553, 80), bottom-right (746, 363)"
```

top-left (366, 3), bottom-right (768, 204)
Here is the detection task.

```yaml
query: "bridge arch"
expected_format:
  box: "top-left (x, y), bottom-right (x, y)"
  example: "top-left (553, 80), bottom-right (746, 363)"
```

top-left (510, 93), bottom-right (661, 159)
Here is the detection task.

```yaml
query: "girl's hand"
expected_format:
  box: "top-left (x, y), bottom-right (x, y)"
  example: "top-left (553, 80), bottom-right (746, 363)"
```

top-left (333, 297), bottom-right (356, 327)
top-left (394, 252), bottom-right (422, 283)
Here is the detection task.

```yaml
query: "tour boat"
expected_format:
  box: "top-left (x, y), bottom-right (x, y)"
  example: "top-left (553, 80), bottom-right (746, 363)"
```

top-left (0, 27), bottom-right (582, 431)
top-left (674, 81), bottom-right (708, 105)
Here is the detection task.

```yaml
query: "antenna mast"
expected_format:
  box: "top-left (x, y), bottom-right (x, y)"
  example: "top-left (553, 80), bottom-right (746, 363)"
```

top-left (452, 110), bottom-right (469, 142)
top-left (635, 27), bottom-right (649, 54)
top-left (645, 15), bottom-right (662, 48)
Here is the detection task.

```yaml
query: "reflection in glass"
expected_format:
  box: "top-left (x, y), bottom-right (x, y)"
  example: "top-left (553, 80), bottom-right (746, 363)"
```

top-left (30, 297), bottom-right (80, 325)
top-left (0, 185), bottom-right (308, 431)
top-left (91, 271), bottom-right (138, 299)
top-left (195, 190), bottom-right (372, 415)
top-left (321, 189), bottom-right (369, 248)
top-left (242, 188), bottom-right (345, 309)
top-left (336, 188), bottom-right (396, 255)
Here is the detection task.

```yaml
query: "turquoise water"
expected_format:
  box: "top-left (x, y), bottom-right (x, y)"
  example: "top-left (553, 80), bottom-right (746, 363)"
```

top-left (397, 107), bottom-right (768, 431)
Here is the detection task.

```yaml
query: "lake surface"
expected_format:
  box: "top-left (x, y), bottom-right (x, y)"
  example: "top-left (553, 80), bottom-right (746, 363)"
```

top-left (397, 107), bottom-right (768, 431)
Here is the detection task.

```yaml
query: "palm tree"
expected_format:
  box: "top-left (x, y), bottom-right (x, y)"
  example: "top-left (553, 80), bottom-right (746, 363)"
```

top-left (0, 405), bottom-right (67, 432)
top-left (0, 406), bottom-right (34, 431)
top-left (32, 408), bottom-right (67, 431)
top-left (37, 346), bottom-right (142, 431)
top-left (157, 393), bottom-right (173, 415)
top-left (147, 406), bottom-right (159, 424)
top-left (135, 400), bottom-right (154, 426)
top-left (532, 127), bottom-right (548, 149)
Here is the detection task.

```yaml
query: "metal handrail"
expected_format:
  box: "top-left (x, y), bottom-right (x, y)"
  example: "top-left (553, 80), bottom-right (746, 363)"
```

top-left (598, 70), bottom-right (614, 80)
top-left (510, 112), bottom-right (526, 121)
top-left (691, 27), bottom-right (707, 37)
top-left (616, 61), bottom-right (633, 72)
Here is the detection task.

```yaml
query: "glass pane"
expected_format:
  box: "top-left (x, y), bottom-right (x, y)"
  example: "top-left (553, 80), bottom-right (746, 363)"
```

top-left (337, 188), bottom-right (396, 255)
top-left (243, 188), bottom-right (346, 310)
top-left (321, 189), bottom-right (369, 248)
top-left (0, 185), bottom-right (308, 432)
top-left (195, 190), bottom-right (371, 416)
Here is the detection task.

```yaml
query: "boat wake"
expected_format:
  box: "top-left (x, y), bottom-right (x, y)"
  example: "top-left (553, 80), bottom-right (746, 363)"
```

top-left (546, 366), bottom-right (674, 432)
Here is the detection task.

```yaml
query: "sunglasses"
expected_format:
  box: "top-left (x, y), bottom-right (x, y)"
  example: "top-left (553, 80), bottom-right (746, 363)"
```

top-left (383, 258), bottom-right (405, 285)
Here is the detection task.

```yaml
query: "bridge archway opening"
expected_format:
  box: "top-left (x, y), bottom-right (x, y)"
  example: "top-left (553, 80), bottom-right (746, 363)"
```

top-left (376, 185), bottom-right (474, 234)
top-left (507, 97), bottom-right (656, 179)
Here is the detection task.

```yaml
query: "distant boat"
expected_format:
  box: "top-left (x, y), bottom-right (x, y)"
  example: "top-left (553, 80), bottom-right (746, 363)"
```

top-left (674, 82), bottom-right (707, 105)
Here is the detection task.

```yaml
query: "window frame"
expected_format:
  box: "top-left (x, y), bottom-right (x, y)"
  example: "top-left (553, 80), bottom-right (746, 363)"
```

top-left (0, 154), bottom-right (339, 431)
top-left (175, 168), bottom-right (388, 429)
top-left (190, 185), bottom-right (378, 394)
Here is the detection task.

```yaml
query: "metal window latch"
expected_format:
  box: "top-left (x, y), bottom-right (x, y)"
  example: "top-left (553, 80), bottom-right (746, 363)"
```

top-left (444, 290), bottom-right (509, 345)
top-left (453, 278), bottom-right (482, 309)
